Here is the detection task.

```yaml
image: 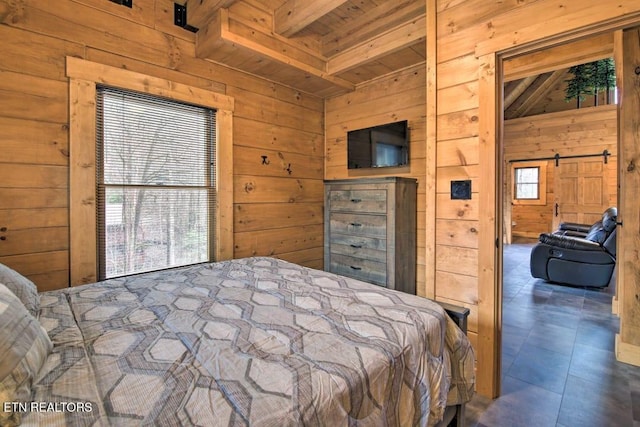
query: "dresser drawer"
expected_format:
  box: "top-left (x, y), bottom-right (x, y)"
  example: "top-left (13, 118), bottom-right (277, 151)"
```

top-left (329, 253), bottom-right (387, 286)
top-left (328, 234), bottom-right (386, 262)
top-left (328, 189), bottom-right (387, 213)
top-left (329, 213), bottom-right (386, 238)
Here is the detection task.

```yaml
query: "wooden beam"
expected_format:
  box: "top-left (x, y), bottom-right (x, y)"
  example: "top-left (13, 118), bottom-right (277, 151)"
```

top-left (184, 0), bottom-right (238, 29)
top-left (196, 9), bottom-right (354, 95)
top-left (477, 52), bottom-right (501, 399)
top-left (505, 70), bottom-right (567, 119)
top-left (327, 14), bottom-right (426, 75)
top-left (503, 75), bottom-right (537, 110)
top-left (322, 0), bottom-right (424, 56)
top-left (503, 32), bottom-right (614, 82)
top-left (274, 0), bottom-right (348, 38)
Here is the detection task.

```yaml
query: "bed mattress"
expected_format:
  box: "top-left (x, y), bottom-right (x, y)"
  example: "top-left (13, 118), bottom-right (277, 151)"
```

top-left (25, 257), bottom-right (474, 426)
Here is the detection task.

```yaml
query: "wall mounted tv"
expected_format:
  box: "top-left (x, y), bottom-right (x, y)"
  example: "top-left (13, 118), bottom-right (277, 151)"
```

top-left (347, 120), bottom-right (409, 169)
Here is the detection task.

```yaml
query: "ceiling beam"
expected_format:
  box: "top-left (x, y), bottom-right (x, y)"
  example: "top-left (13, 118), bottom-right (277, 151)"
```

top-left (322, 0), bottom-right (424, 56)
top-left (503, 76), bottom-right (537, 110)
top-left (503, 32), bottom-right (614, 82)
top-left (274, 0), bottom-right (349, 38)
top-left (327, 14), bottom-right (426, 76)
top-left (185, 0), bottom-right (238, 29)
top-left (505, 69), bottom-right (568, 119)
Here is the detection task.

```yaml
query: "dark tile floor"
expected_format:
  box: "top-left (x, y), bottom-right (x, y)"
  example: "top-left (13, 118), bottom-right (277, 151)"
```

top-left (465, 242), bottom-right (640, 427)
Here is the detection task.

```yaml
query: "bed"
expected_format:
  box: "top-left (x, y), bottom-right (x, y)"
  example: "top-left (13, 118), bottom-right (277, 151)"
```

top-left (1, 257), bottom-right (475, 426)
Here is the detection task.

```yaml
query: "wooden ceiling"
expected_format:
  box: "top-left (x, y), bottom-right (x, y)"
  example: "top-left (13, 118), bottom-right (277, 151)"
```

top-left (185, 0), bottom-right (426, 97)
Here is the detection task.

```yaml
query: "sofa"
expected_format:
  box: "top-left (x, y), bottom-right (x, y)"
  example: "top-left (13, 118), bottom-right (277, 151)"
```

top-left (530, 207), bottom-right (617, 288)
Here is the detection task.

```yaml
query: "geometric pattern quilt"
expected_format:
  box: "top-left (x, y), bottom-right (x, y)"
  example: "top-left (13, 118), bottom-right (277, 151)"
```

top-left (24, 257), bottom-right (475, 426)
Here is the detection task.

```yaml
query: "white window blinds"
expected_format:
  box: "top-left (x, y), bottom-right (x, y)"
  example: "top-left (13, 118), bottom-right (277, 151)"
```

top-left (96, 87), bottom-right (216, 279)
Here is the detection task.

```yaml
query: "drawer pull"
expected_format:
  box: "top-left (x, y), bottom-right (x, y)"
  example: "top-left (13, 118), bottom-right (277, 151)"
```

top-left (350, 266), bottom-right (362, 271)
top-left (350, 244), bottom-right (362, 249)
top-left (350, 222), bottom-right (362, 227)
top-left (350, 198), bottom-right (362, 203)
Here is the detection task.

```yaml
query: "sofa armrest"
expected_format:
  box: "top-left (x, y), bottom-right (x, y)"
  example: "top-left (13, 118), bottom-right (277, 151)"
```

top-left (436, 301), bottom-right (470, 335)
top-left (538, 233), bottom-right (603, 251)
top-left (558, 222), bottom-right (592, 234)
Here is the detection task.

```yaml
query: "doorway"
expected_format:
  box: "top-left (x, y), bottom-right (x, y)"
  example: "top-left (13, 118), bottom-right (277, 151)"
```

top-left (498, 31), bottom-right (621, 394)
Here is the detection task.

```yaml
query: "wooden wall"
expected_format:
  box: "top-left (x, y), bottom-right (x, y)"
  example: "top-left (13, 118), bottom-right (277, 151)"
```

top-left (0, 0), bottom-right (324, 290)
top-left (325, 63), bottom-right (427, 296)
top-left (504, 105), bottom-right (618, 240)
top-left (434, 0), bottom-right (640, 396)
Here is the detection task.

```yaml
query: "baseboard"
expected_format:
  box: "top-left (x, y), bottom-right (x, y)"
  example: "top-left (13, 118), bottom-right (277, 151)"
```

top-left (611, 296), bottom-right (619, 315)
top-left (615, 334), bottom-right (640, 366)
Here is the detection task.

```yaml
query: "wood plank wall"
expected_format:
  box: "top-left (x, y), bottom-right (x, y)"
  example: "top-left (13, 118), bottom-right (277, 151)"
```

top-left (504, 105), bottom-right (618, 239)
top-left (0, 0), bottom-right (324, 290)
top-left (435, 0), bottom-right (640, 396)
top-left (324, 63), bottom-right (427, 297)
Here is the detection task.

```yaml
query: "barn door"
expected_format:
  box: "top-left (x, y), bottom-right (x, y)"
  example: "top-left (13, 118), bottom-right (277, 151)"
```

top-left (553, 157), bottom-right (612, 229)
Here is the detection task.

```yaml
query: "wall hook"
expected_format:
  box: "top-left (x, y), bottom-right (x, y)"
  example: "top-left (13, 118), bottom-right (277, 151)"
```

top-left (261, 155), bottom-right (270, 165)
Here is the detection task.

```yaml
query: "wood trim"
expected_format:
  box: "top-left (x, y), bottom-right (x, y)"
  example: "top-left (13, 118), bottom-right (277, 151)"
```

top-left (66, 57), bottom-right (235, 285)
top-left (616, 334), bottom-right (640, 365)
top-left (66, 56), bottom-right (235, 112)
top-left (613, 29), bottom-right (624, 319)
top-left (216, 109), bottom-right (234, 261)
top-left (619, 26), bottom-right (640, 350)
top-left (475, 0), bottom-right (640, 59)
top-left (69, 78), bottom-right (97, 286)
top-left (425, 0), bottom-right (437, 300)
top-left (477, 52), bottom-right (501, 398)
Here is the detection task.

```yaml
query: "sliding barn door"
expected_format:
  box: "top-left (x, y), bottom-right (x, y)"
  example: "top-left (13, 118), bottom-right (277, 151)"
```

top-left (553, 157), bottom-right (612, 229)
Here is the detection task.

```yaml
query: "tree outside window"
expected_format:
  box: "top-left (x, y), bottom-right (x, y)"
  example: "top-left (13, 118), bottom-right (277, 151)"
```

top-left (97, 87), bottom-right (216, 279)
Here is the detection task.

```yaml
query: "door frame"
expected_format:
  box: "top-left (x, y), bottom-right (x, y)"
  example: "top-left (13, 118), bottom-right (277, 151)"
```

top-left (485, 21), bottom-right (640, 398)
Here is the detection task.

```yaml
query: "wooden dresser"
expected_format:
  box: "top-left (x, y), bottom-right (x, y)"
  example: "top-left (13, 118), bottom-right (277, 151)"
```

top-left (324, 177), bottom-right (417, 295)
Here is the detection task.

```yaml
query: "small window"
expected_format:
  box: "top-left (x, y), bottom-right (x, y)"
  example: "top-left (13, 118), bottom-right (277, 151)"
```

top-left (515, 167), bottom-right (539, 199)
top-left (511, 161), bottom-right (547, 205)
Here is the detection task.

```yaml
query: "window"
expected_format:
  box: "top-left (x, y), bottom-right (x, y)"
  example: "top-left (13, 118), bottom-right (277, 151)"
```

top-left (67, 57), bottom-right (233, 286)
top-left (511, 161), bottom-right (547, 205)
top-left (514, 167), bottom-right (539, 199)
top-left (96, 88), bottom-right (215, 279)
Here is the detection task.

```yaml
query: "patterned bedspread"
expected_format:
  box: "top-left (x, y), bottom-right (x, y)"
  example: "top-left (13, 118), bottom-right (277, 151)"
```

top-left (25, 257), bottom-right (474, 426)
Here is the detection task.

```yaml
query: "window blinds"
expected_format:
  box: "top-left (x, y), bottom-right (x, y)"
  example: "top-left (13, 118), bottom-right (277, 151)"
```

top-left (96, 87), bottom-right (216, 279)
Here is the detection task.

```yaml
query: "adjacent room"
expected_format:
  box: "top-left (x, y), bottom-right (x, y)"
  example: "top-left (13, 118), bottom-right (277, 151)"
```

top-left (1, 0), bottom-right (640, 426)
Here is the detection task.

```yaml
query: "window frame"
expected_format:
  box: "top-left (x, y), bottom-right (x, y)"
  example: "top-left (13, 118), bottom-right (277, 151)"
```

top-left (511, 160), bottom-right (547, 206)
top-left (67, 57), bottom-right (234, 286)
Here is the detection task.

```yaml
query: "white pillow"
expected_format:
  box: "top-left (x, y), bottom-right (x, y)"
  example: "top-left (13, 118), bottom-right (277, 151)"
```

top-left (0, 284), bottom-right (52, 426)
top-left (0, 263), bottom-right (40, 318)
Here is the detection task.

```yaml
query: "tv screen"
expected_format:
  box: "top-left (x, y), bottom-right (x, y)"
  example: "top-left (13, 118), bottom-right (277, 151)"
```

top-left (347, 120), bottom-right (408, 169)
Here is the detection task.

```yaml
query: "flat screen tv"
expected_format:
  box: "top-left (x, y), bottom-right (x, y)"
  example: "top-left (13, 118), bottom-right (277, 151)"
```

top-left (347, 120), bottom-right (408, 169)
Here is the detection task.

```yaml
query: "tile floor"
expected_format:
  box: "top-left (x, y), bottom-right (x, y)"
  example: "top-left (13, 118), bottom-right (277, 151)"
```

top-left (464, 242), bottom-right (640, 427)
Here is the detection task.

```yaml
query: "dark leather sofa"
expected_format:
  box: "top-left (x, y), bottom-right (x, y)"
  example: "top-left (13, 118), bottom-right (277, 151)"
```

top-left (530, 207), bottom-right (617, 288)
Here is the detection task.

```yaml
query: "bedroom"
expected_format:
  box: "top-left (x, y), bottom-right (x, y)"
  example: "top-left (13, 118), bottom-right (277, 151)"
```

top-left (1, 0), bottom-right (640, 424)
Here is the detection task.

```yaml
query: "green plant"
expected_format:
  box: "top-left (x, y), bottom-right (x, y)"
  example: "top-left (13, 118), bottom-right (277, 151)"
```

top-left (564, 58), bottom-right (616, 107)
